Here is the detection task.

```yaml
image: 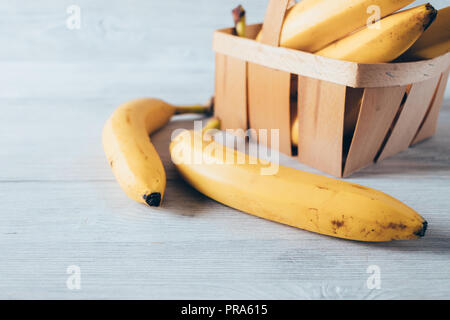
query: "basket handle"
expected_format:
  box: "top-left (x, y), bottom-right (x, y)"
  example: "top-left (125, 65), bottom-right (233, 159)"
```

top-left (259, 0), bottom-right (294, 46)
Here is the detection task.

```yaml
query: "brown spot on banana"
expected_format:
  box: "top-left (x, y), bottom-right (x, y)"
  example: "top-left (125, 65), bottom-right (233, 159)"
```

top-left (331, 220), bottom-right (345, 228)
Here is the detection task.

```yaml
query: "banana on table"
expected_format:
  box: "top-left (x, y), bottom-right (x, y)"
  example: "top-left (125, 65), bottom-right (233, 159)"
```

top-left (102, 98), bottom-right (210, 207)
top-left (170, 125), bottom-right (427, 242)
top-left (102, 98), bottom-right (427, 242)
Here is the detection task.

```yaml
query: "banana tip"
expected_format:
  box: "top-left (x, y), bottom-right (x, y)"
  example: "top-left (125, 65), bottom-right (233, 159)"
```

top-left (424, 4), bottom-right (437, 31)
top-left (143, 193), bottom-right (162, 207)
top-left (415, 220), bottom-right (428, 238)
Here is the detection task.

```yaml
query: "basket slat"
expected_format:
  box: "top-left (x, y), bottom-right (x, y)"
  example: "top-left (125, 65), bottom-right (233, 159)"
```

top-left (214, 54), bottom-right (248, 131)
top-left (377, 76), bottom-right (441, 161)
top-left (297, 77), bottom-right (346, 177)
top-left (343, 86), bottom-right (407, 177)
top-left (412, 69), bottom-right (450, 145)
top-left (213, 28), bottom-right (450, 88)
top-left (248, 63), bottom-right (292, 154)
top-left (258, 0), bottom-right (290, 46)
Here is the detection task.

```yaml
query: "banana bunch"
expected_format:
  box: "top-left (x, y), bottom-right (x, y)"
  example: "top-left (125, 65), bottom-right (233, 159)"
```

top-left (253, 0), bottom-right (449, 63)
top-left (102, 98), bottom-right (211, 207)
top-left (170, 122), bottom-right (427, 242)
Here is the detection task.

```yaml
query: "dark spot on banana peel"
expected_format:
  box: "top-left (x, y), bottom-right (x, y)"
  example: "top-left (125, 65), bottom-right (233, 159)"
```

top-left (143, 193), bottom-right (161, 207)
top-left (331, 220), bottom-right (344, 228)
top-left (414, 221), bottom-right (428, 237)
top-left (316, 185), bottom-right (328, 190)
top-left (109, 160), bottom-right (113, 167)
top-left (386, 222), bottom-right (407, 230)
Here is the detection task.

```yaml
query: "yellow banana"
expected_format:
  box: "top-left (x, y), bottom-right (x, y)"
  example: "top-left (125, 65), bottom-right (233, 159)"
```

top-left (402, 6), bottom-right (450, 60)
top-left (277, 0), bottom-right (414, 52)
top-left (316, 4), bottom-right (437, 63)
top-left (170, 127), bottom-right (427, 242)
top-left (102, 98), bottom-right (211, 207)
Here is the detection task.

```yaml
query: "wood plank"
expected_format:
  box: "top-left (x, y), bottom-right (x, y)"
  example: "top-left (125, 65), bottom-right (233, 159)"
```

top-left (214, 53), bottom-right (248, 131)
top-left (343, 86), bottom-right (407, 177)
top-left (247, 63), bottom-right (292, 154)
top-left (297, 77), bottom-right (347, 177)
top-left (258, 0), bottom-right (291, 46)
top-left (378, 76), bottom-right (441, 162)
top-left (412, 69), bottom-right (450, 145)
top-left (213, 29), bottom-right (450, 88)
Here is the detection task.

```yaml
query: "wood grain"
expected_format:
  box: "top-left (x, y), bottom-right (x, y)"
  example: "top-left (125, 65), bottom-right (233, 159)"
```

top-left (248, 63), bottom-right (292, 154)
top-left (297, 77), bottom-right (347, 177)
top-left (378, 76), bottom-right (441, 162)
top-left (343, 86), bottom-right (407, 177)
top-left (214, 53), bottom-right (248, 131)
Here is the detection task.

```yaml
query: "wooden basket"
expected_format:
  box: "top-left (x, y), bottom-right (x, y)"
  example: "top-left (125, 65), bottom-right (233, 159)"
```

top-left (212, 0), bottom-right (450, 177)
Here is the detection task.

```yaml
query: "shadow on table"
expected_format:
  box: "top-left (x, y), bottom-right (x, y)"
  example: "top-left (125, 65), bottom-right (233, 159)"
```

top-left (346, 228), bottom-right (450, 253)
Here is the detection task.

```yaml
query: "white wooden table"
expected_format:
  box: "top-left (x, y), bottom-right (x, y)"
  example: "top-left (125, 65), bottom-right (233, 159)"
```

top-left (1, 0), bottom-right (449, 300)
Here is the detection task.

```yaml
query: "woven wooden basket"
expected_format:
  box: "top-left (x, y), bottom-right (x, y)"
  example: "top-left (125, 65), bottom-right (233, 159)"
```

top-left (212, 0), bottom-right (450, 177)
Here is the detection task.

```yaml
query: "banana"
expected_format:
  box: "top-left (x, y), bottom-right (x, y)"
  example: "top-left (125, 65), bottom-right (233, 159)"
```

top-left (170, 126), bottom-right (427, 241)
top-left (316, 4), bottom-right (437, 63)
top-left (278, 0), bottom-right (414, 52)
top-left (232, 5), bottom-right (246, 38)
top-left (402, 6), bottom-right (450, 60)
top-left (102, 98), bottom-right (211, 207)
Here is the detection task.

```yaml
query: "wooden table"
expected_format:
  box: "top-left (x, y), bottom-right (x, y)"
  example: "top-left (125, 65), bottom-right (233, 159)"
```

top-left (1, 80), bottom-right (449, 298)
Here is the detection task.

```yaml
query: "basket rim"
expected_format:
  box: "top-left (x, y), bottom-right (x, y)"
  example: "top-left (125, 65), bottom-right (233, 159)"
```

top-left (212, 24), bottom-right (450, 88)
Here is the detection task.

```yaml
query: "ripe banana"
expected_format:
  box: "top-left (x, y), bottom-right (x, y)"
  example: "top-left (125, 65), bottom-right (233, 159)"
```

top-left (103, 98), bottom-right (211, 207)
top-left (402, 6), bottom-right (450, 60)
top-left (316, 4), bottom-right (437, 63)
top-left (170, 127), bottom-right (427, 242)
top-left (278, 0), bottom-right (414, 52)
